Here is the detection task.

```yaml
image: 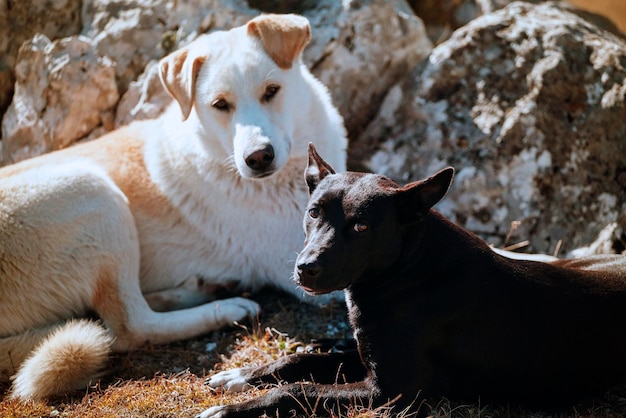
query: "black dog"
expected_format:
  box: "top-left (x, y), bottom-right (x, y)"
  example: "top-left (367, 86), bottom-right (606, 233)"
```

top-left (198, 144), bottom-right (626, 417)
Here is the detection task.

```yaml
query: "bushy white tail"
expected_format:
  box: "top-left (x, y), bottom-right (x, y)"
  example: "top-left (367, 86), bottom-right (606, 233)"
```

top-left (9, 319), bottom-right (113, 400)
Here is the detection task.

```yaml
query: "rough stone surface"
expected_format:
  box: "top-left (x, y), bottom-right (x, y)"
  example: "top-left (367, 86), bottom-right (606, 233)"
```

top-left (81, 0), bottom-right (176, 93)
top-left (1, 35), bottom-right (118, 164)
top-left (0, 0), bottom-right (83, 117)
top-left (407, 0), bottom-right (483, 44)
top-left (304, 0), bottom-right (432, 149)
top-left (114, 61), bottom-right (172, 128)
top-left (82, 0), bottom-right (257, 94)
top-left (363, 2), bottom-right (626, 254)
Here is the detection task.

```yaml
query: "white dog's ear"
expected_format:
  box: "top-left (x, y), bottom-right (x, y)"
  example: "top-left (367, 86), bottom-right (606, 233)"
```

top-left (305, 143), bottom-right (335, 194)
top-left (159, 47), bottom-right (206, 120)
top-left (247, 14), bottom-right (311, 69)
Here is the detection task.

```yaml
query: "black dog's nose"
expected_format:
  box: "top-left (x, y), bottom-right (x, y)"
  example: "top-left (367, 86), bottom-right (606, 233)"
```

top-left (297, 262), bottom-right (321, 281)
top-left (245, 145), bottom-right (274, 171)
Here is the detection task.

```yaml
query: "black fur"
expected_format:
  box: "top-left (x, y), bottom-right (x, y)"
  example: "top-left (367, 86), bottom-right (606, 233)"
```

top-left (200, 144), bottom-right (626, 417)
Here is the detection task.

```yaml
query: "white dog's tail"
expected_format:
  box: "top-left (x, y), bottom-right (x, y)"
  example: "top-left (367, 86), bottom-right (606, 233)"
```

top-left (8, 319), bottom-right (112, 400)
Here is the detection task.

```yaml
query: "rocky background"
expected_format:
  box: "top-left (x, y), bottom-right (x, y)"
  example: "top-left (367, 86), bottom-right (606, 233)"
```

top-left (1, 0), bottom-right (625, 256)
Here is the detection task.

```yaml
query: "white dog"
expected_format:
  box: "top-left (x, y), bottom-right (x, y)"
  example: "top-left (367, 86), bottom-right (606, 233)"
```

top-left (0, 13), bottom-right (347, 400)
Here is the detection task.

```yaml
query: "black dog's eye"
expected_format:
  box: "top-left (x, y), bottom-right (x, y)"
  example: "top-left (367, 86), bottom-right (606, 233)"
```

top-left (263, 84), bottom-right (280, 102)
top-left (212, 98), bottom-right (230, 112)
top-left (353, 221), bottom-right (368, 233)
top-left (308, 208), bottom-right (320, 219)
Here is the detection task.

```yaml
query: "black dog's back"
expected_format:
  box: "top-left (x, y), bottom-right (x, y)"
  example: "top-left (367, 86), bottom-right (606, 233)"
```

top-left (349, 210), bottom-right (626, 407)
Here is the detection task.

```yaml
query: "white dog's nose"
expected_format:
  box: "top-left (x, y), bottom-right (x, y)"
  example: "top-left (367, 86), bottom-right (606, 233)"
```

top-left (244, 144), bottom-right (274, 172)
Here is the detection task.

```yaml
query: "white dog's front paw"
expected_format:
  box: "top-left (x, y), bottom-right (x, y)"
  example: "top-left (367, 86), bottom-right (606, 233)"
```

top-left (207, 368), bottom-right (252, 392)
top-left (196, 405), bottom-right (226, 418)
top-left (212, 297), bottom-right (260, 327)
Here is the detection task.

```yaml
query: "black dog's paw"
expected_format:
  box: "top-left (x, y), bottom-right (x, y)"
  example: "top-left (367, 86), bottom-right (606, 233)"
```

top-left (206, 368), bottom-right (253, 392)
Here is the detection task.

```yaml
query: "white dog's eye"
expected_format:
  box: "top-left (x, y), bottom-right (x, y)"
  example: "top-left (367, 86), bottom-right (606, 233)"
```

top-left (263, 85), bottom-right (280, 102)
top-left (353, 222), bottom-right (368, 233)
top-left (212, 98), bottom-right (230, 112)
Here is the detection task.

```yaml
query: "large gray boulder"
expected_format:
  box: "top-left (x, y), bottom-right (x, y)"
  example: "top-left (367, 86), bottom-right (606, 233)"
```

top-left (363, 1), bottom-right (626, 255)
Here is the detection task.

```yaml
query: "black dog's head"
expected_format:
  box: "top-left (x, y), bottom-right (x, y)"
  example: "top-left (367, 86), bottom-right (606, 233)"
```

top-left (294, 144), bottom-right (454, 295)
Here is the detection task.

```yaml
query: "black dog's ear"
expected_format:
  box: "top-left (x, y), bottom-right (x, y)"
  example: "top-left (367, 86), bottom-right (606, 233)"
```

top-left (397, 167), bottom-right (455, 224)
top-left (305, 143), bottom-right (335, 194)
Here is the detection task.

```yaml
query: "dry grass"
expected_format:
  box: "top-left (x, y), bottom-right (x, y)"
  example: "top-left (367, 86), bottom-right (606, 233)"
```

top-left (2, 289), bottom-right (626, 417)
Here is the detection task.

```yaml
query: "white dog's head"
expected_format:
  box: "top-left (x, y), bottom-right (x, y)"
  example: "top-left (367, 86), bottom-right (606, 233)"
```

top-left (159, 14), bottom-right (312, 179)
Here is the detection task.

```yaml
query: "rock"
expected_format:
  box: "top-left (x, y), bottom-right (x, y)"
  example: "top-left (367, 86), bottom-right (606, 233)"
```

top-left (362, 2), bottom-right (626, 254)
top-left (81, 0), bottom-right (175, 93)
top-left (1, 34), bottom-right (118, 164)
top-left (303, 0), bottom-right (432, 152)
top-left (568, 221), bottom-right (626, 258)
top-left (407, 0), bottom-right (483, 44)
top-left (82, 0), bottom-right (257, 93)
top-left (114, 61), bottom-right (172, 128)
top-left (169, 0), bottom-right (257, 37)
top-left (0, 0), bottom-right (82, 117)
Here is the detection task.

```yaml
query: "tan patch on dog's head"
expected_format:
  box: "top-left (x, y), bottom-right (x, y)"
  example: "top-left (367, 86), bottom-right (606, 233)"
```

top-left (247, 14), bottom-right (311, 69)
top-left (159, 47), bottom-right (206, 120)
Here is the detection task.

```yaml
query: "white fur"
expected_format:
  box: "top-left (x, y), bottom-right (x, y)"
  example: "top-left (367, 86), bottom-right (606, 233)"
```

top-left (207, 367), bottom-right (252, 392)
top-left (196, 406), bottom-right (227, 418)
top-left (10, 320), bottom-right (112, 399)
top-left (0, 14), bottom-right (347, 399)
top-left (491, 247), bottom-right (558, 262)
